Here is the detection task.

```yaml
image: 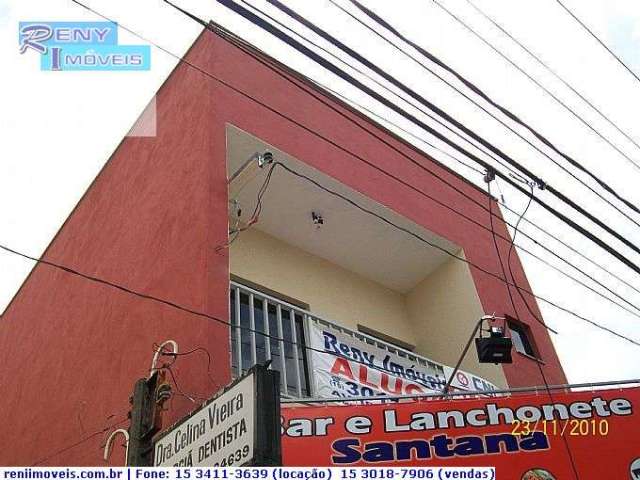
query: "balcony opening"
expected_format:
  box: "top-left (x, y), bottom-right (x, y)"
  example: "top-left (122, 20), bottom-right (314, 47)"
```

top-left (225, 125), bottom-right (508, 396)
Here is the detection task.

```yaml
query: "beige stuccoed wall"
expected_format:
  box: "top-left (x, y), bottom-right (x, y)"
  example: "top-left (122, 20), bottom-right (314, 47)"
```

top-left (230, 229), bottom-right (507, 388)
top-left (230, 228), bottom-right (416, 345)
top-left (405, 252), bottom-right (508, 389)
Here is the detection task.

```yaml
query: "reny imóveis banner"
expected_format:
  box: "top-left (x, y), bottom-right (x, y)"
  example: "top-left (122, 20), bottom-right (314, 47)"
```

top-left (282, 387), bottom-right (640, 478)
top-left (308, 320), bottom-right (497, 398)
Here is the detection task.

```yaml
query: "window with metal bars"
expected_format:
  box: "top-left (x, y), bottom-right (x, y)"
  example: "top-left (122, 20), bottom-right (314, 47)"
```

top-left (230, 284), bottom-right (310, 397)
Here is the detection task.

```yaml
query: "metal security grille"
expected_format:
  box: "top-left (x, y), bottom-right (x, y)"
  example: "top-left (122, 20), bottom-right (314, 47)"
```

top-left (229, 282), bottom-right (310, 397)
top-left (229, 281), bottom-right (449, 399)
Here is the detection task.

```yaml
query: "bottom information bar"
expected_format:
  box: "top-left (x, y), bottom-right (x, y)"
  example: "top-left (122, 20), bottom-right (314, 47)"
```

top-left (0, 468), bottom-right (496, 480)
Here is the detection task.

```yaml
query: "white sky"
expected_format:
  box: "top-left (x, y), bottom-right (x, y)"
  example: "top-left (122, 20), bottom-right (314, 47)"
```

top-left (1, 0), bottom-right (640, 385)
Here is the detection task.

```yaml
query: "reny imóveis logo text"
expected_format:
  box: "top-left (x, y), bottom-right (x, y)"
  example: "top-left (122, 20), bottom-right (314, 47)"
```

top-left (19, 22), bottom-right (150, 71)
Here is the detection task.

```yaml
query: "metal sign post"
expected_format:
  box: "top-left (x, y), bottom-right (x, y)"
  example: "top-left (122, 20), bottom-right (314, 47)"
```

top-left (152, 365), bottom-right (281, 467)
top-left (128, 371), bottom-right (170, 466)
top-left (251, 365), bottom-right (281, 466)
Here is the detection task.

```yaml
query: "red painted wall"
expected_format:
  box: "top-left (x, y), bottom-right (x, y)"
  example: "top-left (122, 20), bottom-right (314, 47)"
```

top-left (199, 30), bottom-right (566, 389)
top-left (0, 29), bottom-right (565, 465)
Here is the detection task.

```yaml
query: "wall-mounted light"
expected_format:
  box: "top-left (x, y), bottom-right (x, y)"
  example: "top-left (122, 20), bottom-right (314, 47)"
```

top-left (442, 314), bottom-right (513, 394)
top-left (475, 325), bottom-right (513, 364)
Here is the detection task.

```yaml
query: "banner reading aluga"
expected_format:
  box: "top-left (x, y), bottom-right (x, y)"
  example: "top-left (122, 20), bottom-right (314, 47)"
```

top-left (282, 386), bottom-right (640, 479)
top-left (308, 321), bottom-right (497, 398)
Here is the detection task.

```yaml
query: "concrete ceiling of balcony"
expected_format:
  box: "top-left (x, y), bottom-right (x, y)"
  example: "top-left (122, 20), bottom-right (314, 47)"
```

top-left (225, 125), bottom-right (460, 294)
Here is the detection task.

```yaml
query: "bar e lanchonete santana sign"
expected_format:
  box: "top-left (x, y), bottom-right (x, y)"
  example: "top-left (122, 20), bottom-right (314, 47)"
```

top-left (153, 366), bottom-right (280, 467)
top-left (282, 386), bottom-right (640, 479)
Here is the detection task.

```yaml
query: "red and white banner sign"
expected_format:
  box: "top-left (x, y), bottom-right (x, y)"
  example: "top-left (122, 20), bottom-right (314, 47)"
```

top-left (282, 386), bottom-right (640, 479)
top-left (308, 322), bottom-right (497, 399)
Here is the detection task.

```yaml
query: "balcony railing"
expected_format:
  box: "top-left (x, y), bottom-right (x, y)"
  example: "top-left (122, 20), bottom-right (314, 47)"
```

top-left (230, 281), bottom-right (450, 398)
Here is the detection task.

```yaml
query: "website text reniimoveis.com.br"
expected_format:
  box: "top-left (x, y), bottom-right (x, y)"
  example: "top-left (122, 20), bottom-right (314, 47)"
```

top-left (2, 470), bottom-right (124, 479)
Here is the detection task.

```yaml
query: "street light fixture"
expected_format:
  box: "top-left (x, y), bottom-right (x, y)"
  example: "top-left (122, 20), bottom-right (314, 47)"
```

top-left (442, 315), bottom-right (513, 395)
top-left (475, 325), bottom-right (513, 364)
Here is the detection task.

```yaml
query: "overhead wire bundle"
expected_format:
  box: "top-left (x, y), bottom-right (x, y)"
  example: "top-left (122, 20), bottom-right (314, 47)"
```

top-left (332, 0), bottom-right (640, 228)
top-left (214, 0), bottom-right (640, 283)
top-left (227, 0), bottom-right (640, 321)
top-left (49, 0), bottom-right (638, 350)
top-left (208, 2), bottom-right (640, 314)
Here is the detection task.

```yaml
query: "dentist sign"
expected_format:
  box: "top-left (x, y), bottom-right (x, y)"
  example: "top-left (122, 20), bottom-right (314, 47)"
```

top-left (18, 21), bottom-right (150, 71)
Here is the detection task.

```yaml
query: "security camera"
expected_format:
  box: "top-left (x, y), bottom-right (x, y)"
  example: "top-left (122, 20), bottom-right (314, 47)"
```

top-left (258, 151), bottom-right (274, 167)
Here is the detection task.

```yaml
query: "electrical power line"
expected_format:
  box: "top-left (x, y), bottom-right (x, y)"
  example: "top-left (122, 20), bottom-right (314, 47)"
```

top-left (153, 343), bottom-right (222, 392)
top-left (4, 161), bottom-right (640, 348)
top-left (221, 160), bottom-right (279, 251)
top-left (167, 1), bottom-right (640, 321)
top-left (234, 0), bottom-right (487, 175)
top-left (431, 0), bottom-right (640, 173)
top-left (0, 241), bottom-right (440, 388)
top-left (486, 178), bottom-right (554, 331)
top-left (0, 242), bottom-right (458, 393)
top-left (233, 0), bottom-right (640, 318)
top-left (338, 0), bottom-right (640, 226)
top-left (32, 416), bottom-right (129, 466)
top-left (485, 176), bottom-right (580, 479)
top-left (259, 0), bottom-right (640, 254)
top-left (34, 343), bottom-right (222, 465)
top-left (214, 0), bottom-right (640, 322)
top-left (555, 0), bottom-right (640, 85)
top-left (232, 0), bottom-right (640, 278)
top-left (233, 0), bottom-right (640, 303)
top-left (274, 162), bottom-right (640, 333)
top-left (504, 183), bottom-right (548, 327)
top-left (65, 0), bottom-right (640, 346)
top-left (296, 35), bottom-right (640, 316)
top-left (164, 364), bottom-right (206, 403)
top-left (171, 0), bottom-right (640, 298)
top-left (510, 205), bottom-right (640, 299)
top-left (464, 0), bottom-right (640, 156)
top-left (230, 2), bottom-right (528, 186)
top-left (296, 76), bottom-right (640, 319)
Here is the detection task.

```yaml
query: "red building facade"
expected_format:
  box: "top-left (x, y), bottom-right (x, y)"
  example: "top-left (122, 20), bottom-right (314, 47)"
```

top-left (0, 29), bottom-right (565, 465)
